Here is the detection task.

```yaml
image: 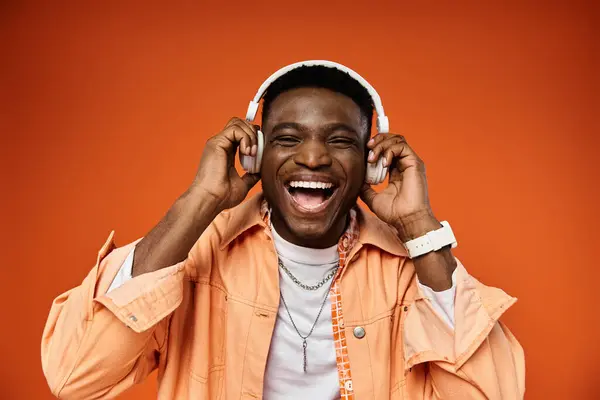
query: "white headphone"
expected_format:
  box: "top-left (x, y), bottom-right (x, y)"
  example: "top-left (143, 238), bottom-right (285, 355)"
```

top-left (240, 60), bottom-right (389, 185)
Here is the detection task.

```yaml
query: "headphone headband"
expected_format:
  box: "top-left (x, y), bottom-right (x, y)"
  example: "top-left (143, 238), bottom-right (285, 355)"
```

top-left (246, 60), bottom-right (389, 133)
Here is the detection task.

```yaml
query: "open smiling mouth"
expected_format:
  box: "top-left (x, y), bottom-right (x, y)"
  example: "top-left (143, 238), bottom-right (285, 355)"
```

top-left (285, 180), bottom-right (339, 213)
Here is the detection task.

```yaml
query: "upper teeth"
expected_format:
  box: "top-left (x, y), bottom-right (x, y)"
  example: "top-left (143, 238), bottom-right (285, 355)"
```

top-left (289, 181), bottom-right (334, 189)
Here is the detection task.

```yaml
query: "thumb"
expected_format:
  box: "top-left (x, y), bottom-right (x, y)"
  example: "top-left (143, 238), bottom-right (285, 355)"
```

top-left (241, 173), bottom-right (261, 191)
top-left (359, 183), bottom-right (377, 210)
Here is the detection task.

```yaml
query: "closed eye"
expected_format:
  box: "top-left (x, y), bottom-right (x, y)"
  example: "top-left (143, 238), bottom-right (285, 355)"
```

top-left (273, 135), bottom-right (301, 147)
top-left (328, 137), bottom-right (357, 148)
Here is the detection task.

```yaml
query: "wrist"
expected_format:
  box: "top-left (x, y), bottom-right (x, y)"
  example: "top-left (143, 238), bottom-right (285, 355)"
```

top-left (181, 185), bottom-right (224, 219)
top-left (393, 210), bottom-right (442, 242)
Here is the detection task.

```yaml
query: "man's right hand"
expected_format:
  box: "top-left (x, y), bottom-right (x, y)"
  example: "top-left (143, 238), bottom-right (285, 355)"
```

top-left (131, 118), bottom-right (262, 277)
top-left (191, 117), bottom-right (261, 213)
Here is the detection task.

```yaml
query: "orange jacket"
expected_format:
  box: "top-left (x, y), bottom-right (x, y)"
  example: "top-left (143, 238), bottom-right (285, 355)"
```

top-left (42, 194), bottom-right (525, 399)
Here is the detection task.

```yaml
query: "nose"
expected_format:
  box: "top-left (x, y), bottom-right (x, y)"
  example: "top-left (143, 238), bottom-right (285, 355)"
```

top-left (293, 139), bottom-right (332, 170)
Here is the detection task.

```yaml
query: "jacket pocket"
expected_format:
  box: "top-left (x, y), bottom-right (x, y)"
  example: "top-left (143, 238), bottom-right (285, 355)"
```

top-left (186, 283), bottom-right (228, 382)
top-left (189, 364), bottom-right (225, 399)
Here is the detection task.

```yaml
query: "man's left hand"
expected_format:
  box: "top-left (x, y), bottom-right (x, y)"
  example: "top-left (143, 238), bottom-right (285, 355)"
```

top-left (359, 133), bottom-right (442, 242)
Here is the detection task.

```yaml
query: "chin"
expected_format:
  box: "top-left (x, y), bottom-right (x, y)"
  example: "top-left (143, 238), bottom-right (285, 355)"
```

top-left (285, 215), bottom-right (337, 242)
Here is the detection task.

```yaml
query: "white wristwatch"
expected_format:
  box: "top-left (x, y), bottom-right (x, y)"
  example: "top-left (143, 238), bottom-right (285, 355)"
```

top-left (403, 221), bottom-right (457, 259)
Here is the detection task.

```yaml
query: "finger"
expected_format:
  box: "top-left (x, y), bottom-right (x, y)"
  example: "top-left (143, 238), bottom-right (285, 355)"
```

top-left (239, 121), bottom-right (259, 155)
top-left (223, 118), bottom-right (258, 154)
top-left (382, 144), bottom-right (410, 184)
top-left (368, 135), bottom-right (405, 165)
top-left (234, 126), bottom-right (252, 156)
top-left (242, 123), bottom-right (259, 157)
top-left (251, 125), bottom-right (262, 156)
top-left (216, 123), bottom-right (252, 157)
top-left (384, 145), bottom-right (425, 189)
top-left (359, 182), bottom-right (377, 210)
top-left (224, 116), bottom-right (247, 129)
top-left (231, 118), bottom-right (257, 136)
top-left (382, 141), bottom-right (412, 170)
top-left (366, 133), bottom-right (388, 150)
top-left (233, 122), bottom-right (256, 155)
top-left (232, 118), bottom-right (258, 138)
top-left (229, 121), bottom-right (256, 155)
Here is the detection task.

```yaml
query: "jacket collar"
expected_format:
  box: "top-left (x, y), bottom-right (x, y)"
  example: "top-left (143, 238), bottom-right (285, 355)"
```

top-left (218, 194), bottom-right (268, 250)
top-left (219, 193), bottom-right (408, 257)
top-left (354, 206), bottom-right (408, 257)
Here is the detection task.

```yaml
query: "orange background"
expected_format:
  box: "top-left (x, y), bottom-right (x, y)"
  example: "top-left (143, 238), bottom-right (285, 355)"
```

top-left (2, 1), bottom-right (599, 399)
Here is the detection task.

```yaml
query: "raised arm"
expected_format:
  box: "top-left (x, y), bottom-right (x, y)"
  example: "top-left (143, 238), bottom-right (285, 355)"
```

top-left (41, 118), bottom-right (260, 399)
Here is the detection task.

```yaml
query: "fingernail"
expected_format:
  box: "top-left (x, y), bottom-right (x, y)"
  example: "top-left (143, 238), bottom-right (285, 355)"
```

top-left (368, 150), bottom-right (375, 161)
top-left (251, 144), bottom-right (257, 156)
top-left (368, 138), bottom-right (375, 146)
top-left (382, 158), bottom-right (387, 167)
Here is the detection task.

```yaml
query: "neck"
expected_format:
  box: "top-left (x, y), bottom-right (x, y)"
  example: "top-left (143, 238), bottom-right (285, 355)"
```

top-left (269, 210), bottom-right (348, 249)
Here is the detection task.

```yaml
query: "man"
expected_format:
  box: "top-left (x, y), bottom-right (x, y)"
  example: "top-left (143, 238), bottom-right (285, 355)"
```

top-left (42, 63), bottom-right (525, 399)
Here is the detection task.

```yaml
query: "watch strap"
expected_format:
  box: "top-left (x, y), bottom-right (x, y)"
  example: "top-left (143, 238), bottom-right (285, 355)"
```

top-left (403, 221), bottom-right (457, 259)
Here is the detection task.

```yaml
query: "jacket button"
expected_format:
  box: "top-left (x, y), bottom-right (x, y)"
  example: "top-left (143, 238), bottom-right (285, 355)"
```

top-left (353, 326), bottom-right (366, 339)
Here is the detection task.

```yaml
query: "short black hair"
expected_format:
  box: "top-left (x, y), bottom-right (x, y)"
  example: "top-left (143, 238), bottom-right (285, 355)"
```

top-left (261, 65), bottom-right (374, 135)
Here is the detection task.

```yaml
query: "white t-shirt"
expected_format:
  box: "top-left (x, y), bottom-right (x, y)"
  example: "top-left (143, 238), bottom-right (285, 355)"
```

top-left (108, 226), bottom-right (456, 398)
top-left (263, 224), bottom-right (341, 399)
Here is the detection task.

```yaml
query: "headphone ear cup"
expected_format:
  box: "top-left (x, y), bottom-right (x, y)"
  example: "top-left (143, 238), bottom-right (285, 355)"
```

top-left (365, 157), bottom-right (387, 185)
top-left (254, 130), bottom-right (264, 173)
top-left (239, 130), bottom-right (264, 174)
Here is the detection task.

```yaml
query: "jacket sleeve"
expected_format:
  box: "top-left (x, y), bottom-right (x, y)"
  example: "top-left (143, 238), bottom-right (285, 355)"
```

top-left (402, 259), bottom-right (526, 399)
top-left (41, 231), bottom-right (187, 399)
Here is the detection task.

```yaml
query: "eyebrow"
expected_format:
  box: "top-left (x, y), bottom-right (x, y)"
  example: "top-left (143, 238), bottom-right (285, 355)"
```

top-left (270, 122), bottom-right (306, 134)
top-left (270, 122), bottom-right (360, 137)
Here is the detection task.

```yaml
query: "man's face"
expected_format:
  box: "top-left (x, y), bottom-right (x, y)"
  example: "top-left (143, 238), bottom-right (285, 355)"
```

top-left (261, 87), bottom-right (369, 248)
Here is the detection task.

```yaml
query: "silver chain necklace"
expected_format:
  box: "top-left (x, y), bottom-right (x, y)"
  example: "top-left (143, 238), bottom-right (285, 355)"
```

top-left (279, 275), bottom-right (335, 373)
top-left (278, 259), bottom-right (339, 372)
top-left (278, 259), bottom-right (338, 291)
